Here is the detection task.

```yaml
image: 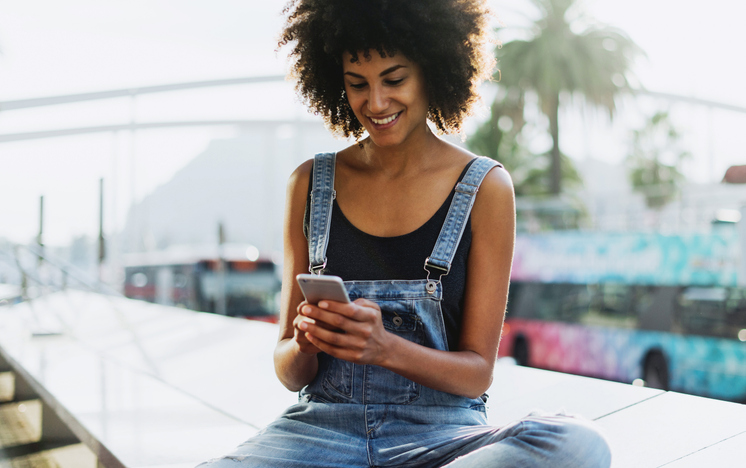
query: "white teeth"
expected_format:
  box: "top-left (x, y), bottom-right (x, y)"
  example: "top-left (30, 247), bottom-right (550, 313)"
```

top-left (371, 113), bottom-right (399, 125)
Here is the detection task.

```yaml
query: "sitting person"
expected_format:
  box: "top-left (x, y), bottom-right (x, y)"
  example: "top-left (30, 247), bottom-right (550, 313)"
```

top-left (199, 0), bottom-right (611, 466)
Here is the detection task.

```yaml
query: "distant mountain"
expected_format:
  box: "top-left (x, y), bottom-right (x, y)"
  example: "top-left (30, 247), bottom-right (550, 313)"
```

top-left (121, 121), bottom-right (343, 256)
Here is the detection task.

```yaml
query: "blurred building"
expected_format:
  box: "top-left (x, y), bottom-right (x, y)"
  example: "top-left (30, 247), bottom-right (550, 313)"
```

top-left (516, 157), bottom-right (746, 234)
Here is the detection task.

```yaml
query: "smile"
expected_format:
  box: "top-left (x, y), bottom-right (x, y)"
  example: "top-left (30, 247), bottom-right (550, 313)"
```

top-left (370, 112), bottom-right (400, 125)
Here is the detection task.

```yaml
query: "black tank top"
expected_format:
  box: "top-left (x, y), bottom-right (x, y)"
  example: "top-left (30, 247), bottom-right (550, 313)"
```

top-left (303, 159), bottom-right (475, 350)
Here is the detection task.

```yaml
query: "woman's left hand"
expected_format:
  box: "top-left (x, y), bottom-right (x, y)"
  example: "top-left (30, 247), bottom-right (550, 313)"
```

top-left (297, 298), bottom-right (392, 366)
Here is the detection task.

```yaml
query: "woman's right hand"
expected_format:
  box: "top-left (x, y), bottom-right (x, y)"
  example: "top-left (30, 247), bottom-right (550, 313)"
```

top-left (293, 301), bottom-right (323, 354)
top-left (293, 300), bottom-right (344, 355)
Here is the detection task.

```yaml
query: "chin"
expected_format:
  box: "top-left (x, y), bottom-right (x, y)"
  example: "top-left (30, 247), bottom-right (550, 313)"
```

top-left (365, 130), bottom-right (408, 148)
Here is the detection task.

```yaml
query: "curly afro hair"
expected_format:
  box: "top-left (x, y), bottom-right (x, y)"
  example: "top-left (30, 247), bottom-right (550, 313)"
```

top-left (278, 0), bottom-right (495, 139)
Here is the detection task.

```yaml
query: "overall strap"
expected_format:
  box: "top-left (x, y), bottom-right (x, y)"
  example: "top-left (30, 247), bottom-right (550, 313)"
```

top-left (308, 152), bottom-right (337, 274)
top-left (424, 156), bottom-right (500, 281)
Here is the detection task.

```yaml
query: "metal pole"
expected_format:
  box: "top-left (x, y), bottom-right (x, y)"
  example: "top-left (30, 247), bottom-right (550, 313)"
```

top-left (216, 222), bottom-right (227, 315)
top-left (98, 178), bottom-right (106, 286)
top-left (129, 93), bottom-right (138, 252)
top-left (37, 195), bottom-right (44, 267)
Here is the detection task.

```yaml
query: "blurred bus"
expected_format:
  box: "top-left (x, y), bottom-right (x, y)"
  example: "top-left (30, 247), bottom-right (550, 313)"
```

top-left (500, 281), bottom-right (746, 402)
top-left (500, 228), bottom-right (746, 401)
top-left (123, 245), bottom-right (281, 322)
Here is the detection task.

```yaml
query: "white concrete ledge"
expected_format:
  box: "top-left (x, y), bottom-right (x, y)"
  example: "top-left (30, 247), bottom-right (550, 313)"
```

top-left (1, 290), bottom-right (743, 467)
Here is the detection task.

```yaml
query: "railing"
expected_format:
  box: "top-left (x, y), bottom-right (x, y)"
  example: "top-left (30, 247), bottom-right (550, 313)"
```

top-left (0, 242), bottom-right (121, 303)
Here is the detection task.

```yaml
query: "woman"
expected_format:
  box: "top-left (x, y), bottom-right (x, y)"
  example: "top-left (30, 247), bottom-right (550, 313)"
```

top-left (200, 0), bottom-right (611, 466)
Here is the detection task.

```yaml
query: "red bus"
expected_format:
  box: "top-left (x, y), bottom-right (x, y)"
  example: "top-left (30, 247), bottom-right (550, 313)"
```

top-left (123, 245), bottom-right (281, 322)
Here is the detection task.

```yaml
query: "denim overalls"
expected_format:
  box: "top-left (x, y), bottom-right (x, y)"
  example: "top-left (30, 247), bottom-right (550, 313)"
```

top-left (303, 152), bottom-right (496, 414)
top-left (199, 153), bottom-right (611, 468)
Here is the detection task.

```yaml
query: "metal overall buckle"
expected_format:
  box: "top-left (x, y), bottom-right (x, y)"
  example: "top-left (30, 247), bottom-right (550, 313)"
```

top-left (423, 257), bottom-right (449, 294)
top-left (309, 261), bottom-right (326, 275)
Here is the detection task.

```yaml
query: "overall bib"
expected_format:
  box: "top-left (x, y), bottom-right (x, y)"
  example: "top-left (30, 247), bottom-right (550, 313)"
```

top-left (199, 153), bottom-right (611, 468)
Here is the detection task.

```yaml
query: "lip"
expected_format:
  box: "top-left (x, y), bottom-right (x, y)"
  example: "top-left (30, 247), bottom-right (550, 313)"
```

top-left (367, 112), bottom-right (401, 130)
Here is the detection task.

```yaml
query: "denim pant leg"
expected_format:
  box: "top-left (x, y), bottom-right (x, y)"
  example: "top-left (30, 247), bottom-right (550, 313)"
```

top-left (196, 403), bottom-right (369, 468)
top-left (441, 414), bottom-right (611, 468)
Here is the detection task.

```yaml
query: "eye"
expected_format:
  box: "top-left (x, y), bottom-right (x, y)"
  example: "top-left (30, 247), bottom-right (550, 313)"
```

top-left (348, 82), bottom-right (367, 89)
top-left (385, 78), bottom-right (404, 86)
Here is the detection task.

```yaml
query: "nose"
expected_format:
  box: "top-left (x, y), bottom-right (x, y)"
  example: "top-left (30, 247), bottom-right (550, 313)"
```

top-left (367, 84), bottom-right (389, 114)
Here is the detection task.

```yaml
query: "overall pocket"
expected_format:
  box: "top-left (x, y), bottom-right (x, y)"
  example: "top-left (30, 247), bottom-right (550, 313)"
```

top-left (364, 300), bottom-right (424, 405)
top-left (320, 352), bottom-right (355, 402)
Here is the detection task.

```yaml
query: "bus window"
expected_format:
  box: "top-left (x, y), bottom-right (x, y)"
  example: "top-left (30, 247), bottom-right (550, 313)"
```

top-left (531, 283), bottom-right (589, 323)
top-left (676, 287), bottom-right (728, 338)
top-left (582, 284), bottom-right (637, 328)
top-left (199, 269), bottom-right (279, 317)
top-left (636, 286), bottom-right (677, 332)
top-left (725, 288), bottom-right (746, 341)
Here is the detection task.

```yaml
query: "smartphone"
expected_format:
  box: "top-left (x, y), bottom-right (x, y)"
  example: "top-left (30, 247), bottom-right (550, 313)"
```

top-left (296, 274), bottom-right (351, 304)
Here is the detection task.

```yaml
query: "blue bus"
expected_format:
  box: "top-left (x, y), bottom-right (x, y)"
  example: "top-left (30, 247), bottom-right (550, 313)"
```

top-left (499, 229), bottom-right (746, 402)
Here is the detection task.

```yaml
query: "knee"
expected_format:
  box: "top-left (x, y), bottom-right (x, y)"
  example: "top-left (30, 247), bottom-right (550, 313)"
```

top-left (514, 414), bottom-right (610, 468)
top-left (552, 417), bottom-right (611, 468)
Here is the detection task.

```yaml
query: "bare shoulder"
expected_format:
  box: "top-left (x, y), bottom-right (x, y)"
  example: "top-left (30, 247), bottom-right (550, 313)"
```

top-left (478, 161), bottom-right (514, 199)
top-left (470, 157), bottom-right (515, 229)
top-left (287, 158), bottom-right (314, 195)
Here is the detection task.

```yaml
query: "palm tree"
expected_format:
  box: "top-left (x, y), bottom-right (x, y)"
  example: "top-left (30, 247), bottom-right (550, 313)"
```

top-left (468, 89), bottom-right (526, 183)
top-left (495, 0), bottom-right (641, 194)
top-left (468, 88), bottom-right (582, 197)
top-left (626, 111), bottom-right (690, 209)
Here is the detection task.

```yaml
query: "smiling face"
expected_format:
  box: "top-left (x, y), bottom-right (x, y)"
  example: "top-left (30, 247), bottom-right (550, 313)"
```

top-left (342, 51), bottom-right (430, 149)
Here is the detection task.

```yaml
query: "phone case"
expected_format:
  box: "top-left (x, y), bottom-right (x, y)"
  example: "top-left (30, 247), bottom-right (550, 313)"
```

top-left (296, 274), bottom-right (351, 304)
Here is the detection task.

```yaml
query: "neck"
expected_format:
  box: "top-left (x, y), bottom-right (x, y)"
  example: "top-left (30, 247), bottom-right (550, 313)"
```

top-left (358, 124), bottom-right (443, 177)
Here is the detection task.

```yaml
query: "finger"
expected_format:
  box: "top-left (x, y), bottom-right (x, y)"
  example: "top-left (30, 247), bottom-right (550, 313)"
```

top-left (303, 331), bottom-right (361, 362)
top-left (316, 301), bottom-right (381, 326)
top-left (296, 300), bottom-right (310, 314)
top-left (297, 317), bottom-right (342, 336)
top-left (316, 300), bottom-right (361, 318)
top-left (299, 306), bottom-right (343, 331)
top-left (303, 306), bottom-right (376, 338)
top-left (303, 304), bottom-right (352, 329)
top-left (300, 319), bottom-right (358, 348)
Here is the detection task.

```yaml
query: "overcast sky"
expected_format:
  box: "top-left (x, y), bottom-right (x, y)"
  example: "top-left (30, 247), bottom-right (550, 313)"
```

top-left (1, 0), bottom-right (744, 246)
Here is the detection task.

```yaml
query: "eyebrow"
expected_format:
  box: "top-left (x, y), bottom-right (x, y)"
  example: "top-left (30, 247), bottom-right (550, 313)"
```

top-left (344, 65), bottom-right (407, 79)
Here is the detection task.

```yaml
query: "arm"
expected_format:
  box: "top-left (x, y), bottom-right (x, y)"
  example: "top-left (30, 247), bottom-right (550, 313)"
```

top-left (298, 165), bottom-right (516, 399)
top-left (273, 159), bottom-right (322, 391)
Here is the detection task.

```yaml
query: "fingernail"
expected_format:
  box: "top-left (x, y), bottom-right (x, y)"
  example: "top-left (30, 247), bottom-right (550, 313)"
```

top-left (299, 321), bottom-right (308, 330)
top-left (318, 301), bottom-right (328, 308)
top-left (302, 305), bottom-right (312, 314)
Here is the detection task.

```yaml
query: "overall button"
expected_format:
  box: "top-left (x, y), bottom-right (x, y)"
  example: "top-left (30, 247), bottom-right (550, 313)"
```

top-left (392, 316), bottom-right (403, 327)
top-left (426, 281), bottom-right (437, 294)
